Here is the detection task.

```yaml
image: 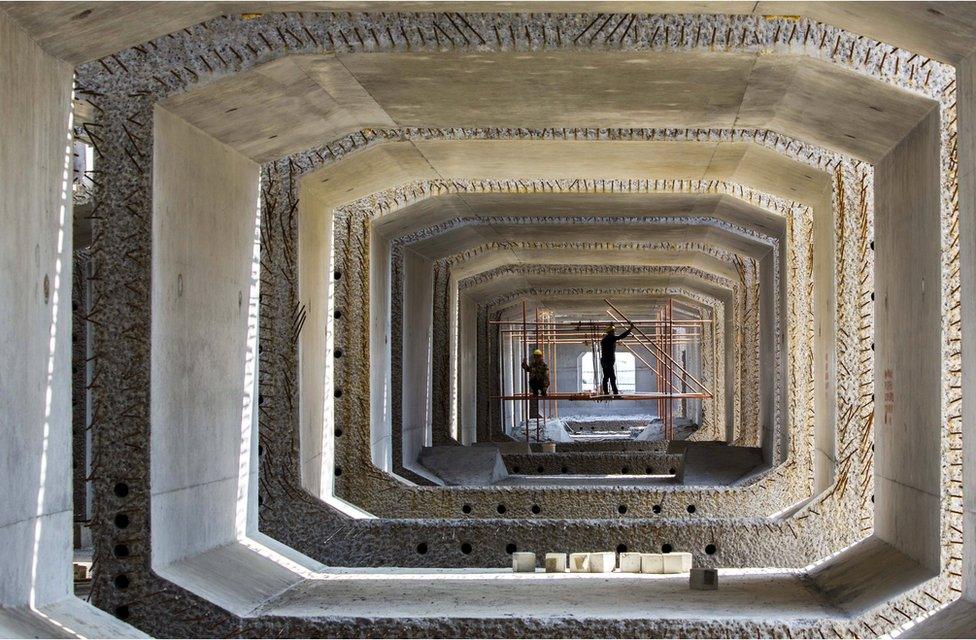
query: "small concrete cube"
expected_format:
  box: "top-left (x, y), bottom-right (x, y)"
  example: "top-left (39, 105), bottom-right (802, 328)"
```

top-left (690, 567), bottom-right (718, 590)
top-left (512, 552), bottom-right (536, 572)
top-left (541, 442), bottom-right (557, 453)
top-left (588, 552), bottom-right (616, 573)
top-left (569, 552), bottom-right (591, 573)
top-left (662, 551), bottom-right (693, 574)
top-left (618, 552), bottom-right (643, 573)
top-left (545, 553), bottom-right (568, 573)
top-left (640, 553), bottom-right (664, 574)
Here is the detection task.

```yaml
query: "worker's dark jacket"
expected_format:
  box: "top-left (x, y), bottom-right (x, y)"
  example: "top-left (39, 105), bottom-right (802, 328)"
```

top-left (521, 359), bottom-right (550, 388)
top-left (600, 327), bottom-right (632, 364)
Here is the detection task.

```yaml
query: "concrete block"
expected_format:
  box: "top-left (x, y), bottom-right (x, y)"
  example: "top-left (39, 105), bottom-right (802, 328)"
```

top-left (662, 552), bottom-right (693, 574)
top-left (541, 442), bottom-right (557, 453)
top-left (641, 553), bottom-right (664, 574)
top-left (618, 552), bottom-right (643, 573)
top-left (690, 567), bottom-right (718, 590)
top-left (545, 553), bottom-right (567, 573)
top-left (512, 552), bottom-right (536, 572)
top-left (589, 552), bottom-right (616, 573)
top-left (569, 553), bottom-right (591, 573)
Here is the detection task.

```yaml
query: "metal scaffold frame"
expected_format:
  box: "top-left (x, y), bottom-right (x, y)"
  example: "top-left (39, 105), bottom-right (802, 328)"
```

top-left (491, 298), bottom-right (714, 443)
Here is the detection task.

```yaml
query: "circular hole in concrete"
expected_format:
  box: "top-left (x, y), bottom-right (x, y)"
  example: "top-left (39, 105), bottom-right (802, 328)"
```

top-left (669, 467), bottom-right (676, 474)
top-left (505, 543), bottom-right (517, 554)
top-left (462, 504), bottom-right (472, 514)
top-left (530, 504), bottom-right (541, 514)
top-left (616, 543), bottom-right (627, 554)
top-left (617, 504), bottom-right (628, 515)
top-left (645, 467), bottom-right (654, 474)
top-left (113, 483), bottom-right (129, 498)
top-left (334, 428), bottom-right (343, 437)
top-left (258, 394), bottom-right (265, 405)
top-left (334, 348), bottom-right (343, 358)
top-left (334, 467), bottom-right (342, 477)
top-left (705, 544), bottom-right (717, 555)
top-left (622, 466), bottom-right (630, 474)
top-left (416, 543), bottom-right (428, 555)
top-left (334, 270), bottom-right (342, 280)
top-left (686, 504), bottom-right (696, 514)
top-left (496, 504), bottom-right (507, 514)
top-left (258, 445), bottom-right (264, 456)
top-left (661, 543), bottom-right (673, 553)
top-left (258, 495), bottom-right (264, 506)
top-left (114, 574), bottom-right (130, 589)
top-left (113, 544), bottom-right (129, 558)
top-left (460, 542), bottom-right (472, 555)
top-left (114, 513), bottom-right (130, 529)
top-left (334, 388), bottom-right (343, 398)
top-left (870, 240), bottom-right (875, 251)
top-left (114, 605), bottom-right (130, 620)
top-left (652, 504), bottom-right (662, 514)
top-left (536, 465), bottom-right (544, 473)
top-left (334, 310), bottom-right (342, 319)
top-left (560, 466), bottom-right (568, 473)
top-left (512, 466), bottom-right (521, 473)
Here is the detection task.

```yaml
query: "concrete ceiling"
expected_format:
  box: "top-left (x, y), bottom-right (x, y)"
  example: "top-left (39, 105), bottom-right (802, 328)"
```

top-left (301, 141), bottom-right (827, 224)
top-left (374, 192), bottom-right (787, 251)
top-left (162, 51), bottom-right (934, 162)
top-left (462, 270), bottom-right (735, 309)
top-left (6, 2), bottom-right (976, 65)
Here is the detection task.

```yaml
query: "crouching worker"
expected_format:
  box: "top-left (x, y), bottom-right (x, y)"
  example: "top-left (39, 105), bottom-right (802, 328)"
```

top-left (521, 349), bottom-right (550, 397)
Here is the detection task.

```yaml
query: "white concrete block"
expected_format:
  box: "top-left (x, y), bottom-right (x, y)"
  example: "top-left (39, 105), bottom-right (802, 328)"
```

top-left (588, 552), bottom-right (616, 573)
top-left (662, 552), bottom-right (693, 574)
top-left (541, 442), bottom-right (557, 453)
top-left (512, 552), bottom-right (536, 572)
top-left (545, 553), bottom-right (567, 573)
top-left (618, 552), bottom-right (643, 573)
top-left (569, 553), bottom-right (591, 573)
top-left (640, 553), bottom-right (664, 574)
top-left (690, 567), bottom-right (718, 590)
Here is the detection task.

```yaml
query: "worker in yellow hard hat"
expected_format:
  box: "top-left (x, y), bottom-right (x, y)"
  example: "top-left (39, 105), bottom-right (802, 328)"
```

top-left (521, 348), bottom-right (550, 397)
top-left (600, 321), bottom-right (634, 397)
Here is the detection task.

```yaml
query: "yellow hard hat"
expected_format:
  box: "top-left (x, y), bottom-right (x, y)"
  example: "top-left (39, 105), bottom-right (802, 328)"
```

top-left (532, 349), bottom-right (543, 356)
top-left (606, 325), bottom-right (615, 333)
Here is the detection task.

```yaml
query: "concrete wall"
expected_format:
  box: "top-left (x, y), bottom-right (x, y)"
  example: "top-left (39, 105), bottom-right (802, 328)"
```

top-left (369, 230), bottom-right (392, 471)
top-left (958, 53), bottom-right (976, 600)
top-left (297, 184), bottom-right (334, 497)
top-left (873, 108), bottom-right (942, 573)
top-left (0, 12), bottom-right (74, 606)
top-left (401, 249), bottom-right (433, 465)
top-left (150, 106), bottom-right (261, 567)
top-left (813, 184), bottom-right (838, 492)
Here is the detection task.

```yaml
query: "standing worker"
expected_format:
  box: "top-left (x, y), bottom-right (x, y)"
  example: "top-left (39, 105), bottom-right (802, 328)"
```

top-left (521, 349), bottom-right (550, 397)
top-left (600, 322), bottom-right (634, 397)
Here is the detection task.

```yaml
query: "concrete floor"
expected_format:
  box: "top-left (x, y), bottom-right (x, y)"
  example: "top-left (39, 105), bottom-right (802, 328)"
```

top-left (256, 568), bottom-right (842, 622)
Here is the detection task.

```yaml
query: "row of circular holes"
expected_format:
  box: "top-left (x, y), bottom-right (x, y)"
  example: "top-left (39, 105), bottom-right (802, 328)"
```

top-left (511, 465), bottom-right (677, 475)
top-left (462, 503), bottom-right (697, 515)
top-left (111, 482), bottom-right (132, 619)
top-left (416, 541), bottom-right (717, 556)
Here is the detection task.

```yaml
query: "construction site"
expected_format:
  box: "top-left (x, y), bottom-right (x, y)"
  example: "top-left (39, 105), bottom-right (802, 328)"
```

top-left (2, 1), bottom-right (976, 638)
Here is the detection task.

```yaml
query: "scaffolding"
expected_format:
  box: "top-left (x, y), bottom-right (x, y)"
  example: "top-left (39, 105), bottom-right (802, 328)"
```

top-left (491, 298), bottom-right (714, 443)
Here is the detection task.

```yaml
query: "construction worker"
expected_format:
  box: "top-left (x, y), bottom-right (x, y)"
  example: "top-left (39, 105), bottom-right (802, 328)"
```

top-left (600, 322), bottom-right (634, 396)
top-left (521, 348), bottom-right (550, 397)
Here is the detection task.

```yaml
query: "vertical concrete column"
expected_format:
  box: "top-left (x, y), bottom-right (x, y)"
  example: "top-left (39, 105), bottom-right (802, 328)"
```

top-left (957, 52), bottom-right (976, 599)
top-left (429, 261), bottom-right (454, 444)
top-left (369, 229), bottom-right (392, 472)
top-left (813, 184), bottom-right (838, 492)
top-left (873, 108), bottom-right (942, 572)
top-left (0, 12), bottom-right (74, 606)
top-left (149, 107), bottom-right (260, 566)
top-left (458, 296), bottom-right (478, 444)
top-left (401, 249), bottom-right (434, 466)
top-left (297, 186), bottom-right (333, 498)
